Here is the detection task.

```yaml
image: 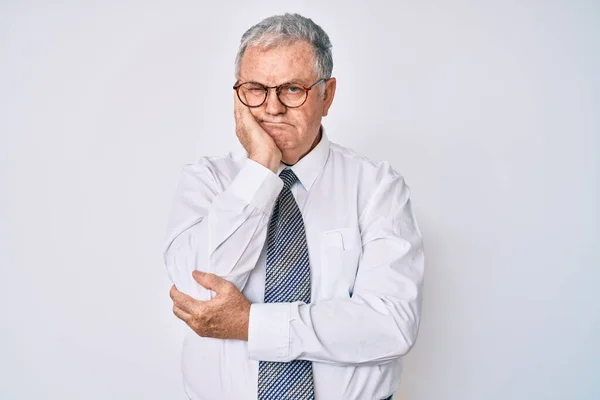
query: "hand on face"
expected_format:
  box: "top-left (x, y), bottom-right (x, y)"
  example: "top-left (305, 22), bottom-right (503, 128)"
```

top-left (234, 41), bottom-right (336, 167)
top-left (234, 93), bottom-right (282, 172)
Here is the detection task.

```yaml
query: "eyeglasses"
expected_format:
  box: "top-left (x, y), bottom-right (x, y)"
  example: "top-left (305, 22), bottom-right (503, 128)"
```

top-left (233, 78), bottom-right (327, 108)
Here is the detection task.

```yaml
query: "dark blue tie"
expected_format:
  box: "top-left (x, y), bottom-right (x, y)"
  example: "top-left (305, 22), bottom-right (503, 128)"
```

top-left (257, 169), bottom-right (314, 400)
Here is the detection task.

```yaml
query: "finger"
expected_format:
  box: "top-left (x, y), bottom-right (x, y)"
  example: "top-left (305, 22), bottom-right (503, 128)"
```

top-left (233, 90), bottom-right (243, 119)
top-left (170, 285), bottom-right (200, 313)
top-left (233, 94), bottom-right (252, 144)
top-left (172, 304), bottom-right (192, 322)
top-left (169, 285), bottom-right (179, 301)
top-left (233, 90), bottom-right (251, 125)
top-left (192, 271), bottom-right (231, 294)
top-left (234, 92), bottom-right (261, 129)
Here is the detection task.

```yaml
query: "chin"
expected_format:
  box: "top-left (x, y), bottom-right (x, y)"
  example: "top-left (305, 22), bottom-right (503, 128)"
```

top-left (281, 152), bottom-right (301, 165)
top-left (268, 132), bottom-right (296, 149)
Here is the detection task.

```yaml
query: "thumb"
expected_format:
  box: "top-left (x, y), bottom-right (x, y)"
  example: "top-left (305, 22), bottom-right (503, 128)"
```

top-left (192, 271), bottom-right (228, 293)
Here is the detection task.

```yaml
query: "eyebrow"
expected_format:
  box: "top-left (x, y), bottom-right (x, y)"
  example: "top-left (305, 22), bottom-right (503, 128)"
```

top-left (238, 78), bottom-right (311, 86)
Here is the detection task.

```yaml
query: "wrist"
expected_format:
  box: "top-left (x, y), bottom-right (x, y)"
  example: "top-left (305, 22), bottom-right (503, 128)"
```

top-left (249, 151), bottom-right (280, 173)
top-left (240, 302), bottom-right (251, 341)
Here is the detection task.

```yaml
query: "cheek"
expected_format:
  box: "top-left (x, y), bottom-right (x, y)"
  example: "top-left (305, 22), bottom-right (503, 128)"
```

top-left (302, 108), bottom-right (323, 135)
top-left (291, 108), bottom-right (319, 131)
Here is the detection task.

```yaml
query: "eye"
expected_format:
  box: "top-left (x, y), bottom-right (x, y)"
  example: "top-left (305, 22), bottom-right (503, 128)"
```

top-left (284, 85), bottom-right (303, 93)
top-left (242, 83), bottom-right (265, 92)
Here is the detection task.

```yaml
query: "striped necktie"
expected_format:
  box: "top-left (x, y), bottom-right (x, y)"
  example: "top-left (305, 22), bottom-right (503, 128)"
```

top-left (257, 168), bottom-right (315, 400)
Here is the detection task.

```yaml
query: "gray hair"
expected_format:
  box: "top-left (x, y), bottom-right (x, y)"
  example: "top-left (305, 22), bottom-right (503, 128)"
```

top-left (234, 13), bottom-right (333, 80)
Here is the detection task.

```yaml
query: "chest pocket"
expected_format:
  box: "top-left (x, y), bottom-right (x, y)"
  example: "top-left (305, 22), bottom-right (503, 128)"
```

top-left (320, 227), bottom-right (362, 300)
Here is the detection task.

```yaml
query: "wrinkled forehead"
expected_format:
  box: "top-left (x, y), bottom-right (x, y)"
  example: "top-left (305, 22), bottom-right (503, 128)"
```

top-left (238, 41), bottom-right (318, 85)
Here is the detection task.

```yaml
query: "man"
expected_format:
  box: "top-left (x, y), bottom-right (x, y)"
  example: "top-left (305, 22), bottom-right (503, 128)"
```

top-left (164, 13), bottom-right (424, 400)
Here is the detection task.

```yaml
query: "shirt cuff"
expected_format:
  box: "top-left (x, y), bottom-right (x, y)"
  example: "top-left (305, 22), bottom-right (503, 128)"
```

top-left (248, 302), bottom-right (291, 362)
top-left (228, 158), bottom-right (283, 214)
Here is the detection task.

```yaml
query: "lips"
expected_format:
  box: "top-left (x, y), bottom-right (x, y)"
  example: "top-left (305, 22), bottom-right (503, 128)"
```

top-left (260, 121), bottom-right (289, 136)
top-left (259, 120), bottom-right (288, 125)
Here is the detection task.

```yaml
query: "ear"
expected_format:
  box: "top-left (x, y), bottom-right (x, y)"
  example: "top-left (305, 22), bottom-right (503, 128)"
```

top-left (321, 77), bottom-right (336, 117)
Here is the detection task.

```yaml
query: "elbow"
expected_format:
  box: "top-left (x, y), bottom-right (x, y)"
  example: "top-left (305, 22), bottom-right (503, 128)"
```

top-left (389, 298), bottom-right (422, 358)
top-left (397, 323), bottom-right (419, 357)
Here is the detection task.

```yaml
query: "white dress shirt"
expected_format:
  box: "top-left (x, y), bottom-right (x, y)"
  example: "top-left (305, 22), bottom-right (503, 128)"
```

top-left (163, 127), bottom-right (425, 400)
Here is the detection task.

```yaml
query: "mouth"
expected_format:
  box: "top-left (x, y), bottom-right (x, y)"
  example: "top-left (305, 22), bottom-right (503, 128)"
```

top-left (259, 120), bottom-right (289, 126)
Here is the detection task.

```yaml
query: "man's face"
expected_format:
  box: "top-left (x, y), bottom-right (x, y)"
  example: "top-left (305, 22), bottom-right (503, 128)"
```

top-left (237, 40), bottom-right (336, 164)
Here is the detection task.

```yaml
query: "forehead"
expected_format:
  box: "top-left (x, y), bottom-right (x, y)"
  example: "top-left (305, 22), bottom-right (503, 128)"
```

top-left (239, 41), bottom-right (317, 85)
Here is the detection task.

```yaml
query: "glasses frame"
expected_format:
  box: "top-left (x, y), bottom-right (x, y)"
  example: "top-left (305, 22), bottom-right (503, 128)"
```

top-left (233, 78), bottom-right (327, 109)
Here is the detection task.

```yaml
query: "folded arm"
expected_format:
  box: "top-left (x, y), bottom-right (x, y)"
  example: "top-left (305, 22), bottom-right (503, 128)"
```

top-left (163, 158), bottom-right (282, 300)
top-left (247, 175), bottom-right (425, 366)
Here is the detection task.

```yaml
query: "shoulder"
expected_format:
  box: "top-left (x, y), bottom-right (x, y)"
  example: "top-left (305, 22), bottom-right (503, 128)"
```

top-left (328, 140), bottom-right (404, 187)
top-left (179, 152), bottom-right (246, 190)
top-left (327, 140), bottom-right (411, 223)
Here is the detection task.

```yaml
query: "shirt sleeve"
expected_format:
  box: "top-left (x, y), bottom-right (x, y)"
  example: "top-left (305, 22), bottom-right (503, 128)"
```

top-left (163, 158), bottom-right (283, 300)
top-left (247, 174), bottom-right (425, 366)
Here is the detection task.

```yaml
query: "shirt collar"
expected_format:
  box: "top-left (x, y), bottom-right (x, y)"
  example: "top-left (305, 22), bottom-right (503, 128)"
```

top-left (278, 125), bottom-right (330, 192)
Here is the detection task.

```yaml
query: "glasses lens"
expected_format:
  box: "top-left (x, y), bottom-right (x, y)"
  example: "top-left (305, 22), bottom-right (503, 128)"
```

top-left (278, 84), bottom-right (307, 107)
top-left (238, 83), bottom-right (266, 107)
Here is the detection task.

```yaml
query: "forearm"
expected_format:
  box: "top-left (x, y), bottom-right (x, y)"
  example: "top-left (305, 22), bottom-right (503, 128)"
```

top-left (248, 289), bottom-right (421, 366)
top-left (163, 158), bottom-right (283, 299)
top-left (164, 206), bottom-right (268, 299)
top-left (248, 181), bottom-right (425, 365)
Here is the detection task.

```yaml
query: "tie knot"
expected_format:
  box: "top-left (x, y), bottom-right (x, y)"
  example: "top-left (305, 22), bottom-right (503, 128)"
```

top-left (279, 169), bottom-right (298, 190)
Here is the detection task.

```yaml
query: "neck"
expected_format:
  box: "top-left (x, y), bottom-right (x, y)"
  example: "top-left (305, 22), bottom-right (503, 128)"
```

top-left (281, 127), bottom-right (322, 166)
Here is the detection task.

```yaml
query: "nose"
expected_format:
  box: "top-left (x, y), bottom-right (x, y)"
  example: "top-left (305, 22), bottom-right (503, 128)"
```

top-left (264, 87), bottom-right (286, 115)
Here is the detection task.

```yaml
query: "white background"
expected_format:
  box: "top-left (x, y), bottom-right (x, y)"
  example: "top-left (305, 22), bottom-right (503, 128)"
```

top-left (1, 1), bottom-right (598, 399)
